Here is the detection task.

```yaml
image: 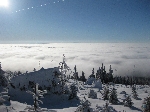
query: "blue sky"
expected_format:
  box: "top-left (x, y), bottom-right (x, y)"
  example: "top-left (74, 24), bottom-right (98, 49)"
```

top-left (0, 0), bottom-right (150, 43)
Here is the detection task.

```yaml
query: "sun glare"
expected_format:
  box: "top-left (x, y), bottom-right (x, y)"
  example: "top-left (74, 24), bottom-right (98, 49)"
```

top-left (0, 0), bottom-right (9, 7)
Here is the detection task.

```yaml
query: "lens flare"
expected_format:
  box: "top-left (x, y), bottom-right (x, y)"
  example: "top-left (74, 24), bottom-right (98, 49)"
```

top-left (0, 0), bottom-right (9, 7)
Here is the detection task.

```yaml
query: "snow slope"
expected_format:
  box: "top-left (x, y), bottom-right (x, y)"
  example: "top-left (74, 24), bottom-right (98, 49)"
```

top-left (1, 79), bottom-right (150, 112)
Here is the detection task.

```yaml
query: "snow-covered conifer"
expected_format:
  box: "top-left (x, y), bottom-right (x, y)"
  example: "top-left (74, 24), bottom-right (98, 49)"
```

top-left (102, 102), bottom-right (110, 112)
top-left (0, 87), bottom-right (10, 105)
top-left (109, 87), bottom-right (118, 104)
top-left (74, 65), bottom-right (77, 73)
top-left (141, 96), bottom-right (150, 112)
top-left (59, 54), bottom-right (71, 92)
top-left (33, 68), bottom-right (36, 72)
top-left (73, 65), bottom-right (79, 80)
top-left (89, 68), bottom-right (95, 78)
top-left (88, 89), bottom-right (97, 99)
top-left (92, 68), bottom-right (94, 75)
top-left (145, 90), bottom-right (148, 93)
top-left (0, 63), bottom-right (8, 87)
top-left (68, 84), bottom-right (78, 100)
top-left (76, 97), bottom-right (91, 112)
top-left (123, 95), bottom-right (133, 107)
top-left (132, 84), bottom-right (138, 99)
top-left (59, 54), bottom-right (71, 76)
top-left (25, 83), bottom-right (47, 112)
top-left (0, 97), bottom-right (5, 105)
top-left (97, 102), bottom-right (110, 112)
top-left (95, 101), bottom-right (117, 112)
top-left (81, 71), bottom-right (86, 82)
top-left (102, 85), bottom-right (109, 100)
top-left (63, 84), bottom-right (70, 94)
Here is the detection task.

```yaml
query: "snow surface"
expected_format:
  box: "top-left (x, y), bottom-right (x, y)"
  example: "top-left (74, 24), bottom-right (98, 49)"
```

top-left (1, 79), bottom-right (150, 112)
top-left (1, 57), bottom-right (150, 111)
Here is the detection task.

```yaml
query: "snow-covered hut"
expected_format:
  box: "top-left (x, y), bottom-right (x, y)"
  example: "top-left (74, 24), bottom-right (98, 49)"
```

top-left (9, 67), bottom-right (61, 89)
top-left (91, 79), bottom-right (102, 90)
top-left (86, 77), bottom-right (96, 85)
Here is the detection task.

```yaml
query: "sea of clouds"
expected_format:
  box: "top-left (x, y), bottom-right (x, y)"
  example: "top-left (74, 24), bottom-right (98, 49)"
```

top-left (0, 43), bottom-right (150, 77)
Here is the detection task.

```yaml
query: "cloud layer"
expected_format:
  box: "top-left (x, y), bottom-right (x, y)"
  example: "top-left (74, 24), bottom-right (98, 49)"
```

top-left (0, 43), bottom-right (150, 77)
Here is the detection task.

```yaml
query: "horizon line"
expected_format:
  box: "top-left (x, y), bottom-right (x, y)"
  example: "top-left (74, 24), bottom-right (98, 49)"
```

top-left (0, 41), bottom-right (150, 44)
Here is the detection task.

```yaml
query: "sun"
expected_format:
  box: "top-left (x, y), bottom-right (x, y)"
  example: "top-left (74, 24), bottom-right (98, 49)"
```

top-left (0, 0), bottom-right (9, 7)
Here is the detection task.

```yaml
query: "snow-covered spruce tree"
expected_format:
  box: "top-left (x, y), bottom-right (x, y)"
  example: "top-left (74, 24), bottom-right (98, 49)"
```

top-left (75, 97), bottom-right (91, 112)
top-left (101, 102), bottom-right (110, 112)
top-left (88, 89), bottom-right (97, 99)
top-left (63, 84), bottom-right (70, 94)
top-left (102, 85), bottom-right (109, 100)
top-left (59, 54), bottom-right (72, 93)
top-left (81, 71), bottom-right (86, 82)
top-left (25, 83), bottom-right (47, 112)
top-left (95, 102), bottom-right (117, 112)
top-left (51, 78), bottom-right (57, 92)
top-left (132, 84), bottom-right (138, 99)
top-left (0, 62), bottom-right (9, 87)
top-left (141, 96), bottom-right (150, 112)
top-left (123, 95), bottom-right (133, 107)
top-left (0, 97), bottom-right (5, 105)
top-left (89, 68), bottom-right (95, 78)
top-left (145, 90), bottom-right (148, 93)
top-left (109, 87), bottom-right (118, 104)
top-left (73, 65), bottom-right (79, 80)
top-left (0, 87), bottom-right (10, 105)
top-left (68, 84), bottom-right (78, 100)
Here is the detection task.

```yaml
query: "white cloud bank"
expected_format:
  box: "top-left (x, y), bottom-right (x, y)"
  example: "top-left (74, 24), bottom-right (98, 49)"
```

top-left (0, 43), bottom-right (150, 77)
